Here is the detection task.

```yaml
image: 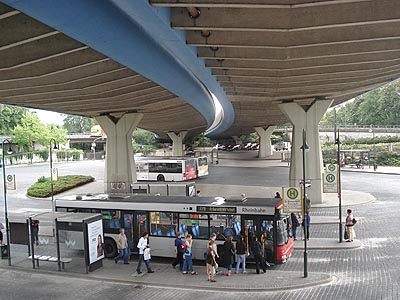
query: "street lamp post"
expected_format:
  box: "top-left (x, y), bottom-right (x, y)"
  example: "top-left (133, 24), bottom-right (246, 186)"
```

top-left (300, 129), bottom-right (309, 278)
top-left (49, 139), bottom-right (57, 213)
top-left (2, 138), bottom-right (13, 266)
top-left (334, 110), bottom-right (343, 243)
top-left (369, 125), bottom-right (376, 171)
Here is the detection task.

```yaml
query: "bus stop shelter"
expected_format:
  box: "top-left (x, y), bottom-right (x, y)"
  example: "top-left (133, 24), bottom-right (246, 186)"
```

top-left (8, 211), bottom-right (104, 273)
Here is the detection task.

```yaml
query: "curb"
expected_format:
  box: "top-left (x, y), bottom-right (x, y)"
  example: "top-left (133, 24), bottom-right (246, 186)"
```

top-left (0, 264), bottom-right (334, 293)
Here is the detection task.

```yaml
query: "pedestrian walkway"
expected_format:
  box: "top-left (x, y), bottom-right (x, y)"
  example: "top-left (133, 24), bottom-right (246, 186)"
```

top-left (0, 254), bottom-right (332, 292)
top-left (88, 259), bottom-right (333, 292)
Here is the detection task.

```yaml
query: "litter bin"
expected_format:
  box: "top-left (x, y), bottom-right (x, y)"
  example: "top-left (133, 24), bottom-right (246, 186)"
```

top-left (1, 244), bottom-right (8, 259)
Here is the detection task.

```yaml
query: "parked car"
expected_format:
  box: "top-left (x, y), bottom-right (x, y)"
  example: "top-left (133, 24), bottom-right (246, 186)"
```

top-left (274, 142), bottom-right (291, 151)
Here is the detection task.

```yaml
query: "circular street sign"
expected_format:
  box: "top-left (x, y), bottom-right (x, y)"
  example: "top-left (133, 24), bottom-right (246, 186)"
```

top-left (6, 174), bottom-right (13, 182)
top-left (328, 164), bottom-right (336, 172)
top-left (286, 188), bottom-right (299, 199)
top-left (326, 173), bottom-right (336, 183)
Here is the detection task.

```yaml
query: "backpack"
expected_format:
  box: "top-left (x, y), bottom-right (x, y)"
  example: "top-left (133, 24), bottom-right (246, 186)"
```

top-left (182, 242), bottom-right (189, 254)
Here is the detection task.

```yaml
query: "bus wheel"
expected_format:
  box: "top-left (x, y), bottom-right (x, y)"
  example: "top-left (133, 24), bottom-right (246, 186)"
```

top-left (104, 237), bottom-right (117, 258)
top-left (157, 175), bottom-right (165, 182)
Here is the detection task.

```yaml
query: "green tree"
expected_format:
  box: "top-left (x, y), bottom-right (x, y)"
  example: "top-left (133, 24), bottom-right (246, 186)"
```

top-left (12, 113), bottom-right (47, 150)
top-left (44, 124), bottom-right (68, 146)
top-left (0, 104), bottom-right (27, 135)
top-left (379, 82), bottom-right (400, 125)
top-left (62, 115), bottom-right (97, 133)
top-left (132, 128), bottom-right (158, 155)
top-left (192, 134), bottom-right (213, 147)
top-left (321, 80), bottom-right (400, 126)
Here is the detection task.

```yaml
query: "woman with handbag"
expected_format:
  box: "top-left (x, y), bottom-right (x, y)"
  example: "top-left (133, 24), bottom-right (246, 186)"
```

top-left (345, 209), bottom-right (356, 242)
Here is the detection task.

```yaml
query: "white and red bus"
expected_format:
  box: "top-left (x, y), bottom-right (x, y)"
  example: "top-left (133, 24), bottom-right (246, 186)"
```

top-left (56, 194), bottom-right (294, 264)
top-left (135, 157), bottom-right (197, 182)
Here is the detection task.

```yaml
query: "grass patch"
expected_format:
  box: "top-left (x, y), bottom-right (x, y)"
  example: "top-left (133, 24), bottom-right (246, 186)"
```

top-left (27, 175), bottom-right (95, 198)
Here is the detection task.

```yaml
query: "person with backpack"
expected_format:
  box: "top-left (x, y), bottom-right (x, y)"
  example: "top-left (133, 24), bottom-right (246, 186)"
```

top-left (235, 235), bottom-right (246, 273)
top-left (221, 235), bottom-right (235, 276)
top-left (172, 232), bottom-right (185, 270)
top-left (205, 240), bottom-right (217, 282)
top-left (182, 234), bottom-right (197, 275)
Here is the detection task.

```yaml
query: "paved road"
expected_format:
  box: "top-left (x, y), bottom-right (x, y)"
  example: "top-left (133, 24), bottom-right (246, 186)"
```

top-left (1, 160), bottom-right (400, 299)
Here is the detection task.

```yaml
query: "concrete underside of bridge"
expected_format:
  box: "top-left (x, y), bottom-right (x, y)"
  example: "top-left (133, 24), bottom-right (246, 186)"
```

top-left (1, 0), bottom-right (400, 202)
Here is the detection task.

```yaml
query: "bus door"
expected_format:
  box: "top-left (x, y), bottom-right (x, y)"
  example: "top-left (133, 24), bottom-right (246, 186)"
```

top-left (133, 212), bottom-right (149, 251)
top-left (122, 211), bottom-right (134, 250)
top-left (242, 216), bottom-right (276, 264)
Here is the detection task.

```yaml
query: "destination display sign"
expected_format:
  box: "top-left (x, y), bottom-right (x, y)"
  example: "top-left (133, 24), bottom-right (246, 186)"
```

top-left (196, 206), bottom-right (237, 213)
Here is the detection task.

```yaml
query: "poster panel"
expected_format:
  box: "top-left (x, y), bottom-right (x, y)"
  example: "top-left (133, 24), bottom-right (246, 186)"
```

top-left (87, 219), bottom-right (104, 264)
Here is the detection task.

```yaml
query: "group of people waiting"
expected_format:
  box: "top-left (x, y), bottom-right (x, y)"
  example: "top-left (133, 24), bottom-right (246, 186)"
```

top-left (172, 231), bottom-right (270, 282)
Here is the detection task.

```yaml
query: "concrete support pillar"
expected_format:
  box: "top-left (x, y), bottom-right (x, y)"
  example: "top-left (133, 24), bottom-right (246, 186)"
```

top-left (279, 100), bottom-right (332, 204)
top-left (167, 131), bottom-right (188, 156)
top-left (255, 126), bottom-right (276, 158)
top-left (96, 113), bottom-right (143, 193)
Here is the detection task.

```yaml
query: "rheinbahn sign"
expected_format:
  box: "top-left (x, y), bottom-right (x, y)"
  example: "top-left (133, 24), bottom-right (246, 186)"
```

top-left (323, 163), bottom-right (338, 193)
top-left (282, 187), bottom-right (302, 213)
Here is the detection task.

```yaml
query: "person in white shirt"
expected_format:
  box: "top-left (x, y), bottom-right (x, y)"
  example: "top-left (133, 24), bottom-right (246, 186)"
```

top-left (136, 232), bottom-right (154, 274)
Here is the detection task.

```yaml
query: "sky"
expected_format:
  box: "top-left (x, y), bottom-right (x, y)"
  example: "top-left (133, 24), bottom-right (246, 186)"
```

top-left (31, 109), bottom-right (65, 125)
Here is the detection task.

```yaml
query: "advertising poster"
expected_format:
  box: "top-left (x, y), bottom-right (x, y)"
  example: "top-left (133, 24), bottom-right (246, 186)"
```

top-left (87, 219), bottom-right (104, 264)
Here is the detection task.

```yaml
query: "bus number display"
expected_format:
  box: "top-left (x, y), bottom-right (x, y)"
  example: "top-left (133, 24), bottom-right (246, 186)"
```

top-left (196, 206), bottom-right (237, 213)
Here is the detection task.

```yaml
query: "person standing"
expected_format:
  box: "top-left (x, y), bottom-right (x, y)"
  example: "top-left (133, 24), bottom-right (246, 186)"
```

top-left (302, 211), bottom-right (311, 240)
top-left (136, 232), bottom-right (154, 274)
top-left (114, 228), bottom-right (129, 264)
top-left (172, 232), bottom-right (185, 270)
top-left (205, 240), bottom-right (217, 282)
top-left (31, 220), bottom-right (39, 245)
top-left (221, 236), bottom-right (235, 276)
top-left (345, 209), bottom-right (356, 242)
top-left (209, 233), bottom-right (220, 273)
top-left (182, 234), bottom-right (197, 275)
top-left (250, 236), bottom-right (266, 274)
top-left (235, 235), bottom-right (246, 274)
top-left (0, 222), bottom-right (4, 245)
top-left (291, 213), bottom-right (300, 240)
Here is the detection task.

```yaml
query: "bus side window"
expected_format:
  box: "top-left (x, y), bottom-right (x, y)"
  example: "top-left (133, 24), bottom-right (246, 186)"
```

top-left (150, 212), bottom-right (178, 237)
top-left (102, 210), bottom-right (121, 230)
top-left (209, 214), bottom-right (241, 240)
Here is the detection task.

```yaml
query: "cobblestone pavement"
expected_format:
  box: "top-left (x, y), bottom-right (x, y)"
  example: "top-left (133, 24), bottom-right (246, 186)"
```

top-left (1, 165), bottom-right (399, 299)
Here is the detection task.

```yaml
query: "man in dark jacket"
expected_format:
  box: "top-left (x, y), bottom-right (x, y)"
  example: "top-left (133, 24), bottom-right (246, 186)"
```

top-left (172, 232), bottom-right (184, 270)
top-left (250, 236), bottom-right (266, 274)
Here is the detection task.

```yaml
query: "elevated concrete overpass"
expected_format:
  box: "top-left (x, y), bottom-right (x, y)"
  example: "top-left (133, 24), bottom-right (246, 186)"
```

top-left (1, 0), bottom-right (399, 202)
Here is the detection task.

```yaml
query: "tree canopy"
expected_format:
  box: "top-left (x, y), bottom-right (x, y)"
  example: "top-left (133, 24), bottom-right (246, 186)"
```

top-left (321, 80), bottom-right (400, 126)
top-left (0, 104), bottom-right (27, 135)
top-left (12, 113), bottom-right (66, 150)
top-left (62, 115), bottom-right (97, 133)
